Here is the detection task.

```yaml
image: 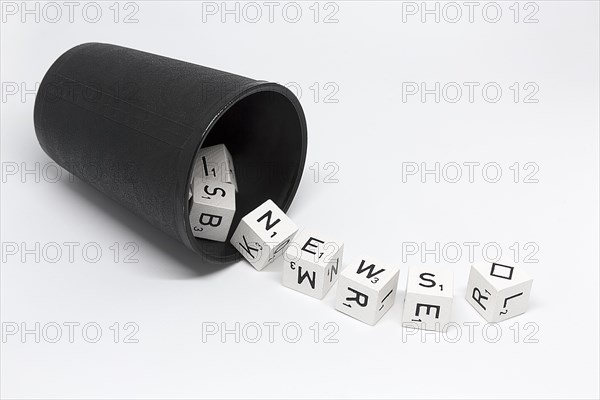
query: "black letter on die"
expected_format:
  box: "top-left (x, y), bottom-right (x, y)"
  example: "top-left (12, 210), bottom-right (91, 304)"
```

top-left (343, 288), bottom-right (369, 308)
top-left (472, 288), bottom-right (490, 310)
top-left (415, 303), bottom-right (441, 319)
top-left (419, 272), bottom-right (436, 288)
top-left (302, 237), bottom-right (324, 256)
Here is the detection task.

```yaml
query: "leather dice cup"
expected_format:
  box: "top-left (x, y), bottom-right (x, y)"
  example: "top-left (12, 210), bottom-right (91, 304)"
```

top-left (33, 43), bottom-right (308, 264)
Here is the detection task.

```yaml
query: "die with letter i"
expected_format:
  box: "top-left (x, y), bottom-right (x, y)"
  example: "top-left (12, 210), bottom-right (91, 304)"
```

top-left (335, 258), bottom-right (399, 325)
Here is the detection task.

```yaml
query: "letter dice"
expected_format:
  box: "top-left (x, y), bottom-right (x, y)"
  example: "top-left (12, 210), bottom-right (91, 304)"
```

top-left (230, 200), bottom-right (298, 270)
top-left (335, 258), bottom-right (400, 325)
top-left (466, 262), bottom-right (533, 323)
top-left (191, 144), bottom-right (238, 191)
top-left (282, 230), bottom-right (344, 299)
top-left (189, 178), bottom-right (236, 242)
top-left (402, 266), bottom-right (454, 331)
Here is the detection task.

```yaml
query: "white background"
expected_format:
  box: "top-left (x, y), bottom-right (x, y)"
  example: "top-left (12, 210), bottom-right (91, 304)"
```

top-left (1, 1), bottom-right (599, 399)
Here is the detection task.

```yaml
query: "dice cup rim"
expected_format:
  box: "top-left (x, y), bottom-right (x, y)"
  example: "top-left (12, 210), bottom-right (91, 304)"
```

top-left (179, 82), bottom-right (308, 263)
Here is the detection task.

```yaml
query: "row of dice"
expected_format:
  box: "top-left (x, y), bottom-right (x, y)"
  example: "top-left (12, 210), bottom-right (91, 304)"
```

top-left (188, 144), bottom-right (237, 242)
top-left (401, 262), bottom-right (533, 329)
top-left (230, 200), bottom-right (534, 328)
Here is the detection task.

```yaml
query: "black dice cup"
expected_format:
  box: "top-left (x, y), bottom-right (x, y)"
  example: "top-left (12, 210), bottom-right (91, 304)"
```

top-left (33, 43), bottom-right (308, 263)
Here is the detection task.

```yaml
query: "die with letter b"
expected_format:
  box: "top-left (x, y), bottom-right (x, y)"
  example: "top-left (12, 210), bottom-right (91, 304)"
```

top-left (335, 258), bottom-right (399, 325)
top-left (465, 262), bottom-right (533, 323)
top-left (189, 178), bottom-right (236, 242)
top-left (230, 199), bottom-right (298, 270)
top-left (402, 266), bottom-right (454, 331)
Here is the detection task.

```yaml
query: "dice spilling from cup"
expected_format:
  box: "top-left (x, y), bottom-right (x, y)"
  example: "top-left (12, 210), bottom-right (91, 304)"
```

top-left (189, 145), bottom-right (534, 328)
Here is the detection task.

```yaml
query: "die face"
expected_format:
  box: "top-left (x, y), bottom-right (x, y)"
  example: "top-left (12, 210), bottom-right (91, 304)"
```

top-left (322, 254), bottom-right (343, 294)
top-left (244, 201), bottom-right (298, 245)
top-left (405, 266), bottom-right (454, 299)
top-left (373, 271), bottom-right (400, 323)
top-left (465, 265), bottom-right (500, 322)
top-left (223, 146), bottom-right (238, 190)
top-left (335, 275), bottom-right (380, 325)
top-left (230, 199), bottom-right (298, 270)
top-left (192, 178), bottom-right (235, 209)
top-left (335, 258), bottom-right (400, 325)
top-left (230, 220), bottom-right (269, 269)
top-left (191, 144), bottom-right (238, 191)
top-left (282, 229), bottom-right (344, 299)
top-left (340, 258), bottom-right (400, 291)
top-left (263, 230), bottom-right (298, 267)
top-left (403, 293), bottom-right (453, 331)
top-left (473, 262), bottom-right (532, 292)
top-left (495, 280), bottom-right (533, 322)
top-left (466, 263), bottom-right (533, 322)
top-left (286, 229), bottom-right (344, 268)
top-left (189, 180), bottom-right (235, 242)
top-left (282, 258), bottom-right (328, 299)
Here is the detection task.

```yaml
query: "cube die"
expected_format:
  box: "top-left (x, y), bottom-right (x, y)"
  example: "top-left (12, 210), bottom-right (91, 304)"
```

top-left (335, 258), bottom-right (399, 325)
top-left (282, 230), bottom-right (344, 299)
top-left (191, 144), bottom-right (238, 191)
top-left (189, 178), bottom-right (236, 242)
top-left (465, 262), bottom-right (533, 322)
top-left (230, 200), bottom-right (298, 270)
top-left (402, 266), bottom-right (454, 331)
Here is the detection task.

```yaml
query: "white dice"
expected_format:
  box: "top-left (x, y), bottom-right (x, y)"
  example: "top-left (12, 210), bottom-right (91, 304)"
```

top-left (189, 178), bottom-right (236, 242)
top-left (402, 266), bottom-right (454, 331)
top-left (230, 200), bottom-right (298, 270)
top-left (282, 230), bottom-right (344, 299)
top-left (465, 262), bottom-right (533, 323)
top-left (191, 144), bottom-right (238, 191)
top-left (335, 258), bottom-right (399, 325)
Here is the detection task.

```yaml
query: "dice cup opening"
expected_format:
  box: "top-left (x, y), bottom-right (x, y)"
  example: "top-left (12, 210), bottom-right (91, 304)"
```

top-left (186, 88), bottom-right (307, 261)
top-left (34, 43), bottom-right (307, 264)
